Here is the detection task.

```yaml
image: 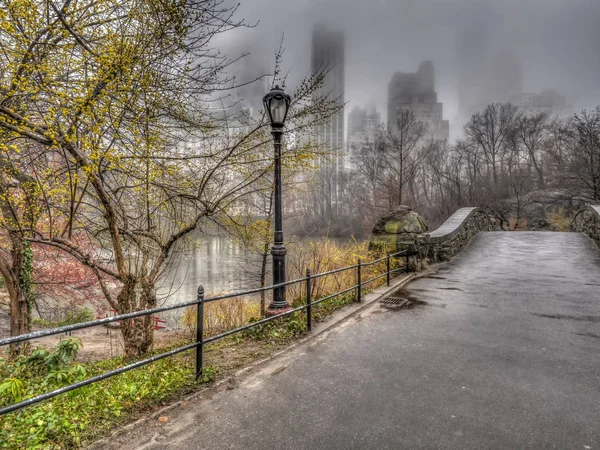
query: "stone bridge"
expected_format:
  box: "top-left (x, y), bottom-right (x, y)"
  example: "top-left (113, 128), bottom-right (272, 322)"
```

top-left (110, 206), bottom-right (600, 450)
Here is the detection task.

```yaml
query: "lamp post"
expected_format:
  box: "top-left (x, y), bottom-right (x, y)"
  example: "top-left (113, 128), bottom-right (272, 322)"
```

top-left (263, 85), bottom-right (292, 315)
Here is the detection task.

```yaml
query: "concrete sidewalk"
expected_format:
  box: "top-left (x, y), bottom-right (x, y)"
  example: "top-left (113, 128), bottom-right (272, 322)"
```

top-left (106, 232), bottom-right (600, 449)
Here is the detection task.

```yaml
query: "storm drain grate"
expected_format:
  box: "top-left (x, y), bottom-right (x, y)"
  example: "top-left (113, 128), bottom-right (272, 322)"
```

top-left (380, 296), bottom-right (411, 307)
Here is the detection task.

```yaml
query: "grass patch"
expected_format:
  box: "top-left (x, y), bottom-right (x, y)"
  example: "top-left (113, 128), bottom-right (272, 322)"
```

top-left (0, 339), bottom-right (216, 449)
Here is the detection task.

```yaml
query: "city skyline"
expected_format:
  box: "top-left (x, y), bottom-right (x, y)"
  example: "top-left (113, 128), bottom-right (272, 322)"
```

top-left (216, 0), bottom-right (599, 141)
top-left (228, 30), bottom-right (571, 146)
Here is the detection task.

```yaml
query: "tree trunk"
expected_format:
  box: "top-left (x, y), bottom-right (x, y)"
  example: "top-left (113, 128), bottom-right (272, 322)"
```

top-left (117, 277), bottom-right (156, 359)
top-left (398, 154), bottom-right (404, 205)
top-left (6, 238), bottom-right (32, 356)
top-left (9, 289), bottom-right (29, 356)
top-left (259, 190), bottom-right (274, 317)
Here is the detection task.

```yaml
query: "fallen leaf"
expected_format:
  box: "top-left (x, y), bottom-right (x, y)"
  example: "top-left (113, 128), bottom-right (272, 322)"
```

top-left (271, 366), bottom-right (287, 376)
top-left (158, 416), bottom-right (169, 423)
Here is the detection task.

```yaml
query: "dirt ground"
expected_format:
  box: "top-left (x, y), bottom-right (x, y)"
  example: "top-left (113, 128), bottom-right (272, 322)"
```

top-left (0, 319), bottom-right (194, 362)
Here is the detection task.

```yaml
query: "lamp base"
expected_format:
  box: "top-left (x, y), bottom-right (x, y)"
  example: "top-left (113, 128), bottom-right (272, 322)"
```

top-left (265, 305), bottom-right (294, 317)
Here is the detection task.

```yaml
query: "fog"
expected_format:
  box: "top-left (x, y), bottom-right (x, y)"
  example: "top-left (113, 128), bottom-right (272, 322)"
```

top-left (217, 0), bottom-right (600, 140)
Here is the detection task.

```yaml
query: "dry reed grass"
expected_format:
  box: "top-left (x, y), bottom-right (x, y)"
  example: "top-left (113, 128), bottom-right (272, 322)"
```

top-left (181, 295), bottom-right (261, 339)
top-left (547, 208), bottom-right (572, 231)
top-left (181, 238), bottom-right (395, 339)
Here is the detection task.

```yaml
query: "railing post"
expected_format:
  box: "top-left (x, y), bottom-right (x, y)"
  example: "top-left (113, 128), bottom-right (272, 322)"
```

top-left (306, 268), bottom-right (312, 332)
top-left (196, 285), bottom-right (205, 380)
top-left (386, 252), bottom-right (391, 286)
top-left (356, 258), bottom-right (362, 303)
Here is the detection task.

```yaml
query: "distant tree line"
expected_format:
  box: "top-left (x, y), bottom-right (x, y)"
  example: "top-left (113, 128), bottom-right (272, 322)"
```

top-left (297, 103), bottom-right (600, 234)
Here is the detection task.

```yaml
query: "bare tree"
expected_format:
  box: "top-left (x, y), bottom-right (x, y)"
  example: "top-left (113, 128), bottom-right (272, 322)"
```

top-left (517, 112), bottom-right (556, 190)
top-left (563, 108), bottom-right (600, 200)
top-left (354, 137), bottom-right (387, 208)
top-left (0, 0), bottom-right (341, 357)
top-left (464, 103), bottom-right (521, 191)
top-left (384, 111), bottom-right (428, 206)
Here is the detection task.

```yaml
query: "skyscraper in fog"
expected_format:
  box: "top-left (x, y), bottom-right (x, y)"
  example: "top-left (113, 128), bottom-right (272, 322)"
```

top-left (387, 61), bottom-right (449, 141)
top-left (456, 19), bottom-right (524, 125)
top-left (312, 24), bottom-right (345, 150)
top-left (311, 24), bottom-right (345, 217)
top-left (347, 106), bottom-right (382, 170)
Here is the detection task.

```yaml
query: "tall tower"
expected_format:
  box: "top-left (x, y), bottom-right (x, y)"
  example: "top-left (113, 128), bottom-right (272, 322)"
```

top-left (387, 61), bottom-right (449, 142)
top-left (456, 19), bottom-right (489, 124)
top-left (311, 24), bottom-right (345, 217)
top-left (456, 17), bottom-right (524, 123)
top-left (311, 24), bottom-right (345, 151)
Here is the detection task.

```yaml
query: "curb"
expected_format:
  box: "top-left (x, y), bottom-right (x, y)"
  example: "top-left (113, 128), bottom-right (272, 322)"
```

top-left (88, 272), bottom-right (417, 449)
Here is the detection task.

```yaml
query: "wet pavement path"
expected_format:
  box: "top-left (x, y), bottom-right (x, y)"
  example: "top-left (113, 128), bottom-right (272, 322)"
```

top-left (128, 232), bottom-right (600, 449)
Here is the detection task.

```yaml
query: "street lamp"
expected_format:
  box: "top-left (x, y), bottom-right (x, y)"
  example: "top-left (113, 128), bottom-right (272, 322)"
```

top-left (263, 85), bottom-right (292, 315)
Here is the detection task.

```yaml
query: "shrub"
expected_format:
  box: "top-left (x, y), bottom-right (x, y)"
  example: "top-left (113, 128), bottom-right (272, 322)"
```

top-left (32, 307), bottom-right (95, 328)
top-left (547, 208), bottom-right (572, 231)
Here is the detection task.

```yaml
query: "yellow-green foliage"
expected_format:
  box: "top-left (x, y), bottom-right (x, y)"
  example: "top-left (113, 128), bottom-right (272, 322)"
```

top-left (0, 339), bottom-right (216, 449)
top-left (547, 208), bottom-right (572, 231)
top-left (369, 234), bottom-right (398, 253)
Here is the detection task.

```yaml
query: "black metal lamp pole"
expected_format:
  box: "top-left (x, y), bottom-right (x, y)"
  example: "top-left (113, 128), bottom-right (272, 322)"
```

top-left (263, 86), bottom-right (292, 314)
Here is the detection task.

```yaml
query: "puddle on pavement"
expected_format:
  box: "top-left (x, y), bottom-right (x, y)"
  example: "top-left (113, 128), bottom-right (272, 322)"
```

top-left (574, 332), bottom-right (600, 340)
top-left (380, 289), bottom-right (428, 311)
top-left (464, 302), bottom-right (489, 309)
top-left (532, 313), bottom-right (600, 323)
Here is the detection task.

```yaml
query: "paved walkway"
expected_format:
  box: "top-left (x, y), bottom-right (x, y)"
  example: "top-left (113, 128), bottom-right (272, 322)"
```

top-left (122, 232), bottom-right (600, 449)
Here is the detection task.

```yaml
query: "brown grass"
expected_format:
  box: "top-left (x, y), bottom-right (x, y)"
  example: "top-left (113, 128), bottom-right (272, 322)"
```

top-left (547, 208), bottom-right (571, 231)
top-left (181, 296), bottom-right (261, 339)
top-left (179, 238), bottom-right (393, 339)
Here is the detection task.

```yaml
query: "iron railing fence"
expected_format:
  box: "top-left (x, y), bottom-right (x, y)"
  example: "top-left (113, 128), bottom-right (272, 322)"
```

top-left (0, 249), bottom-right (412, 416)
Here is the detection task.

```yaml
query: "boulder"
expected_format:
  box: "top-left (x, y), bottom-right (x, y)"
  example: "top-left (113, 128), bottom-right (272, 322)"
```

top-left (369, 206), bottom-right (428, 253)
top-left (502, 189), bottom-right (588, 230)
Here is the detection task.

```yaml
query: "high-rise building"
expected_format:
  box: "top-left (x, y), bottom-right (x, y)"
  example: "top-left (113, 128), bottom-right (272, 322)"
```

top-left (387, 61), bottom-right (449, 142)
top-left (312, 24), bottom-right (345, 151)
top-left (311, 24), bottom-right (346, 217)
top-left (347, 106), bottom-right (382, 170)
top-left (456, 22), bottom-right (525, 124)
top-left (511, 89), bottom-right (568, 117)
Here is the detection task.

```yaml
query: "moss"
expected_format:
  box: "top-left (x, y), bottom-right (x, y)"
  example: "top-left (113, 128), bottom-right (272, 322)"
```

top-left (369, 234), bottom-right (398, 252)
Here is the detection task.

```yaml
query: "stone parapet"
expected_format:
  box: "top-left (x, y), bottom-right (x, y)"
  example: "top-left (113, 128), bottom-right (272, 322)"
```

top-left (417, 207), bottom-right (492, 263)
top-left (570, 205), bottom-right (600, 249)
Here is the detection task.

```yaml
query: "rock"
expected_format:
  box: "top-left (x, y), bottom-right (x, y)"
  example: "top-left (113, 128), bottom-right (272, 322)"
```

top-left (502, 189), bottom-right (588, 230)
top-left (369, 206), bottom-right (428, 253)
top-left (226, 377), bottom-right (239, 390)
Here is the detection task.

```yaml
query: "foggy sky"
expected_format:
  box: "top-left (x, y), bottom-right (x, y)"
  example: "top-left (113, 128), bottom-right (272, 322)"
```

top-left (216, 0), bottom-right (600, 139)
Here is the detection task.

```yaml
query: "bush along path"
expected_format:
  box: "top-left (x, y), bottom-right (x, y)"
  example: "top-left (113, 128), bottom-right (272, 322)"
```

top-left (0, 286), bottom-right (369, 449)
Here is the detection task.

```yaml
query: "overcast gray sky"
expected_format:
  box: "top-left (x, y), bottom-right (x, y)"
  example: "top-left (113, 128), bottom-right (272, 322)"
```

top-left (217, 0), bottom-right (600, 138)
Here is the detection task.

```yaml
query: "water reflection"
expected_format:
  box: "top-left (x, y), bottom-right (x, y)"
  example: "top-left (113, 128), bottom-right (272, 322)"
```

top-left (155, 235), bottom-right (350, 327)
top-left (158, 236), bottom-right (264, 308)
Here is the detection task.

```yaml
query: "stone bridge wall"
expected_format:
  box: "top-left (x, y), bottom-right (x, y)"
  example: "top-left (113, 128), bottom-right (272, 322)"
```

top-left (570, 205), bottom-right (600, 249)
top-left (416, 207), bottom-right (492, 264)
